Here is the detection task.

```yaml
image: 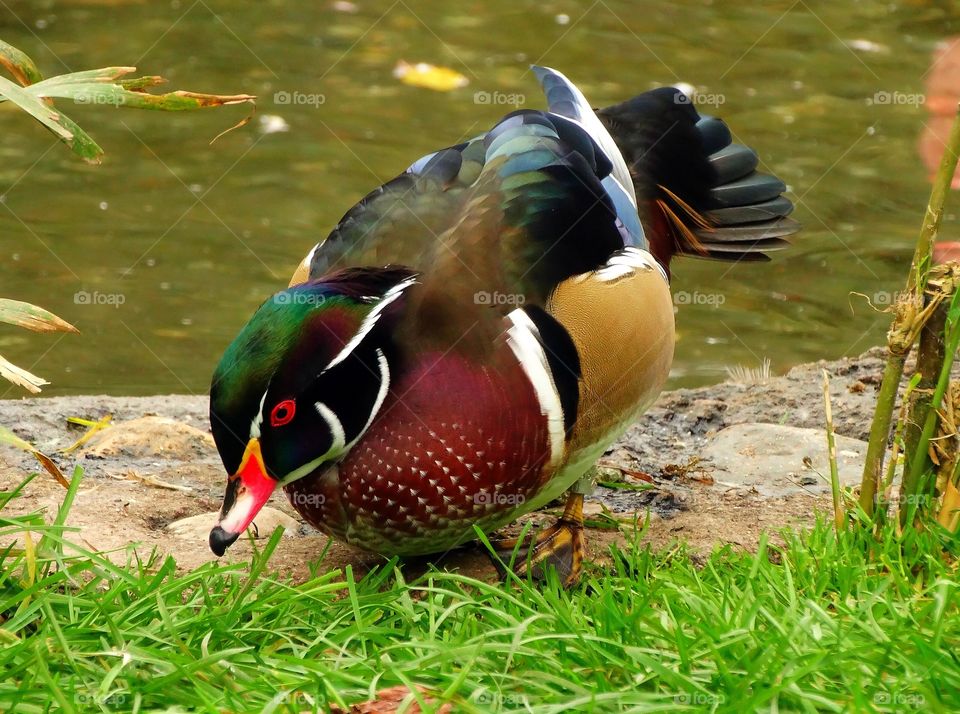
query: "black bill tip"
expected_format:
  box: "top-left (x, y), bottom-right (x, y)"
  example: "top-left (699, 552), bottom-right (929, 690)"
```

top-left (209, 525), bottom-right (240, 556)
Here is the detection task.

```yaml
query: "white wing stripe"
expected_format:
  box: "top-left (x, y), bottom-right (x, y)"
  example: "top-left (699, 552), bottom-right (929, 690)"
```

top-left (535, 65), bottom-right (637, 207)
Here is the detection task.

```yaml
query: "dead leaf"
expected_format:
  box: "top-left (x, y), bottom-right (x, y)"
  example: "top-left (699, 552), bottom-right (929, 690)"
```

top-left (0, 425), bottom-right (69, 488)
top-left (0, 39), bottom-right (43, 87)
top-left (597, 460), bottom-right (655, 483)
top-left (0, 355), bottom-right (48, 393)
top-left (114, 470), bottom-right (193, 492)
top-left (0, 298), bottom-right (78, 334)
top-left (329, 685), bottom-right (451, 714)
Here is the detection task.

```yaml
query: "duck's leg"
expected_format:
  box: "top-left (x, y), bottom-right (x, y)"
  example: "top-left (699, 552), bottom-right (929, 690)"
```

top-left (490, 474), bottom-right (593, 587)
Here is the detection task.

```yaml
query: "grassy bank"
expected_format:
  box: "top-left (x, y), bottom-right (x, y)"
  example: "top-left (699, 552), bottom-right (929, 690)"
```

top-left (1, 469), bottom-right (958, 713)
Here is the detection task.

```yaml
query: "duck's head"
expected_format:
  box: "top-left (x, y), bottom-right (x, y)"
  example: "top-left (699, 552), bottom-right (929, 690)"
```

top-left (207, 268), bottom-right (415, 555)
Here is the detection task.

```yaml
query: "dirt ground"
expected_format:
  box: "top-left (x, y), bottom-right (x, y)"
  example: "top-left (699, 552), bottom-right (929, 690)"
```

top-left (0, 348), bottom-right (894, 582)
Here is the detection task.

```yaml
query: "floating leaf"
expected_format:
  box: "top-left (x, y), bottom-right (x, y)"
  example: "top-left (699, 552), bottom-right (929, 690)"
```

top-left (0, 39), bottom-right (43, 86)
top-left (393, 61), bottom-right (468, 92)
top-left (0, 298), bottom-right (79, 334)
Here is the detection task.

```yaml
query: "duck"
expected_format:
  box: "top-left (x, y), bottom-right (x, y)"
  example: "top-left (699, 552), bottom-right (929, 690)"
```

top-left (207, 67), bottom-right (799, 585)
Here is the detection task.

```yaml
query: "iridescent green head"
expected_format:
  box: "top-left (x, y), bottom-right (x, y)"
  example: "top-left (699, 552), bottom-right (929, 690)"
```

top-left (208, 268), bottom-right (415, 555)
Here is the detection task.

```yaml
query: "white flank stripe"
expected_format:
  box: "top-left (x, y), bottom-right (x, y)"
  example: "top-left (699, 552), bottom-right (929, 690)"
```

top-left (594, 247), bottom-right (667, 283)
top-left (302, 243), bottom-right (319, 271)
top-left (505, 308), bottom-right (565, 468)
top-left (325, 276), bottom-right (417, 370)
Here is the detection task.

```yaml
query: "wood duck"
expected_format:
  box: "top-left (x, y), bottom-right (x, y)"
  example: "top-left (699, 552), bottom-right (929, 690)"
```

top-left (208, 67), bottom-right (799, 584)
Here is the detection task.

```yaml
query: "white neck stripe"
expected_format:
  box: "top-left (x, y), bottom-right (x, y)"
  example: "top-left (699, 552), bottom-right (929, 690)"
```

top-left (324, 276), bottom-right (417, 371)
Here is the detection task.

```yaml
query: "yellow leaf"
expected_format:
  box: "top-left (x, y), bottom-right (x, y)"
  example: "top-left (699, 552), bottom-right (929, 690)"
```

top-left (62, 414), bottom-right (113, 454)
top-left (937, 480), bottom-right (960, 531)
top-left (0, 298), bottom-right (79, 333)
top-left (393, 61), bottom-right (468, 92)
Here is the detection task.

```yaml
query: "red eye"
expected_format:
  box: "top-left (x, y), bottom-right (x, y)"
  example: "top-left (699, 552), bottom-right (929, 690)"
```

top-left (270, 399), bottom-right (296, 427)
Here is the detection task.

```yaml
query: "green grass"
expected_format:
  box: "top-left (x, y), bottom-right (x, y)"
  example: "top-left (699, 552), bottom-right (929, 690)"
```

top-left (1, 469), bottom-right (958, 713)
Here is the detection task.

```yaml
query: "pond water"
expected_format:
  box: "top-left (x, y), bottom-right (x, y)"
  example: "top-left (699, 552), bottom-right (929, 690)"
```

top-left (2, 0), bottom-right (959, 397)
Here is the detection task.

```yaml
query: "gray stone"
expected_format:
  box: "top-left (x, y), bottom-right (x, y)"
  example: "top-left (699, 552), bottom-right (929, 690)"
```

top-left (166, 507), bottom-right (299, 540)
top-left (701, 423), bottom-right (867, 497)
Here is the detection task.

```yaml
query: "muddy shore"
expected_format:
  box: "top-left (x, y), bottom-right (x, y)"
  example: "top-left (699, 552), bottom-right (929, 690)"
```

top-left (0, 348), bottom-right (894, 581)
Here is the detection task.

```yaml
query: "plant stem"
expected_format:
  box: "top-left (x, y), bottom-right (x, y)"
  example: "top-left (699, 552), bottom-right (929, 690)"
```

top-left (859, 104), bottom-right (960, 517)
top-left (860, 356), bottom-right (907, 515)
top-left (902, 285), bottom-right (949, 477)
top-left (823, 370), bottom-right (844, 532)
top-left (902, 287), bottom-right (960, 524)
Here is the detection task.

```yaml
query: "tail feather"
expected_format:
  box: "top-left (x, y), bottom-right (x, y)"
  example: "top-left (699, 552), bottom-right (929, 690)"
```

top-left (695, 115), bottom-right (732, 154)
top-left (708, 143), bottom-right (759, 185)
top-left (709, 172), bottom-right (786, 208)
top-left (708, 196), bottom-right (793, 226)
top-left (597, 88), bottom-right (800, 272)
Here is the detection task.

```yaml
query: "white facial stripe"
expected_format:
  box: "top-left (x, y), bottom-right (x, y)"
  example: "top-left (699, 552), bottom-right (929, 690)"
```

top-left (249, 390), bottom-right (268, 439)
top-left (505, 308), bottom-right (565, 468)
top-left (324, 276), bottom-right (417, 371)
top-left (278, 453), bottom-right (328, 486)
top-left (315, 401), bottom-right (346, 451)
top-left (275, 402), bottom-right (345, 486)
top-left (277, 351), bottom-right (392, 487)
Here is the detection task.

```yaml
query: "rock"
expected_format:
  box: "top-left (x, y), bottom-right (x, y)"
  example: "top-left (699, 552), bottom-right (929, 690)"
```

top-left (701, 423), bottom-right (867, 497)
top-left (166, 507), bottom-right (299, 540)
top-left (82, 416), bottom-right (215, 459)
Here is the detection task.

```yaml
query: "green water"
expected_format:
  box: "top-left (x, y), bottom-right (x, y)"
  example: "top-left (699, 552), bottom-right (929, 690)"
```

top-left (1, 0), bottom-right (957, 397)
